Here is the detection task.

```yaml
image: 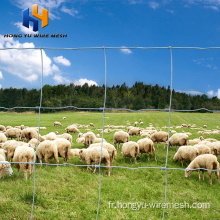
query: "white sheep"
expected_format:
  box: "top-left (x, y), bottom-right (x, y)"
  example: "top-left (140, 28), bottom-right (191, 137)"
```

top-left (194, 143), bottom-right (211, 155)
top-left (54, 121), bottom-right (63, 126)
top-left (57, 133), bottom-right (73, 144)
top-left (169, 133), bottom-right (189, 151)
top-left (79, 147), bottom-right (111, 176)
top-left (88, 142), bottom-right (117, 166)
top-left (37, 140), bottom-right (59, 166)
top-left (65, 125), bottom-right (80, 134)
top-left (93, 138), bottom-right (107, 144)
top-left (121, 141), bottom-right (140, 163)
top-left (134, 121), bottom-right (138, 127)
top-left (128, 127), bottom-right (141, 136)
top-left (0, 155), bottom-right (13, 179)
top-left (173, 146), bottom-right (199, 166)
top-left (13, 145), bottom-right (35, 180)
top-left (89, 123), bottom-right (94, 127)
top-left (0, 133), bottom-right (7, 143)
top-left (44, 132), bottom-right (57, 141)
top-left (189, 136), bottom-right (204, 145)
top-left (0, 149), bottom-right (6, 160)
top-left (20, 128), bottom-right (38, 142)
top-left (150, 131), bottom-right (168, 148)
top-left (69, 149), bottom-right (81, 158)
top-left (185, 154), bottom-right (219, 185)
top-left (4, 128), bottom-right (21, 140)
top-left (53, 138), bottom-right (71, 163)
top-left (3, 140), bottom-right (20, 162)
top-left (0, 125), bottom-right (6, 132)
top-left (63, 117), bottom-right (66, 120)
top-left (84, 132), bottom-right (96, 147)
top-left (28, 138), bottom-right (40, 148)
top-left (137, 138), bottom-right (156, 161)
top-left (113, 131), bottom-right (130, 149)
top-left (76, 137), bottom-right (85, 144)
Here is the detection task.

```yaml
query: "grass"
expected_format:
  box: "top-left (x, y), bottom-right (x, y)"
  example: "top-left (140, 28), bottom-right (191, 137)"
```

top-left (0, 111), bottom-right (220, 219)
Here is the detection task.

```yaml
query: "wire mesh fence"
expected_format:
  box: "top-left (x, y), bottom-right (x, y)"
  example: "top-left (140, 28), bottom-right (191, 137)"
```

top-left (0, 46), bottom-right (220, 219)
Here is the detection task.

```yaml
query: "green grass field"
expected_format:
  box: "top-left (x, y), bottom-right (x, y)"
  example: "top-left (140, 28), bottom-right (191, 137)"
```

top-left (0, 111), bottom-right (220, 220)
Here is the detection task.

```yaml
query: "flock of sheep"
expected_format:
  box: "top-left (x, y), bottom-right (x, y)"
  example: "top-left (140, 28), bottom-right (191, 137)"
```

top-left (0, 118), bottom-right (220, 185)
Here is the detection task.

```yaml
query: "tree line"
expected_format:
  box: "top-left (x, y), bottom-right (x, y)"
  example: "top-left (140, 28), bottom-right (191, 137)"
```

top-left (0, 82), bottom-right (220, 112)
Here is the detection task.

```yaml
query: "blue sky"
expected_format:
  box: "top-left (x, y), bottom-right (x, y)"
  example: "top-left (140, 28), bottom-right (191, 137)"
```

top-left (0, 0), bottom-right (220, 98)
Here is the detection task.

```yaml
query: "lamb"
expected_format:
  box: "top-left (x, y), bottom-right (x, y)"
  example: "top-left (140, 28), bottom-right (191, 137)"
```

top-left (37, 140), bottom-right (59, 166)
top-left (189, 136), bottom-right (204, 145)
top-left (121, 141), bottom-right (140, 163)
top-left (84, 132), bottom-right (96, 147)
top-left (169, 133), bottom-right (189, 151)
top-left (128, 127), bottom-right (141, 136)
top-left (3, 140), bottom-right (20, 162)
top-left (4, 128), bottom-right (21, 140)
top-left (113, 131), bottom-right (130, 149)
top-left (57, 133), bottom-right (72, 144)
top-left (65, 125), bottom-right (80, 134)
top-left (150, 131), bottom-right (168, 148)
top-left (185, 154), bottom-right (219, 185)
top-left (194, 144), bottom-right (211, 155)
top-left (0, 125), bottom-right (6, 132)
top-left (13, 146), bottom-right (35, 180)
top-left (88, 142), bottom-right (117, 166)
top-left (53, 138), bottom-right (71, 163)
top-left (54, 121), bottom-right (63, 126)
top-left (173, 146), bottom-right (199, 167)
top-left (137, 138), bottom-right (156, 161)
top-left (0, 133), bottom-right (7, 143)
top-left (69, 149), bottom-right (81, 158)
top-left (79, 147), bottom-right (111, 176)
top-left (0, 155), bottom-right (13, 179)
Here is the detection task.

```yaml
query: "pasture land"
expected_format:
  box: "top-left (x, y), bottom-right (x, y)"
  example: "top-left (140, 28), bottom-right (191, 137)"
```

top-left (0, 111), bottom-right (220, 219)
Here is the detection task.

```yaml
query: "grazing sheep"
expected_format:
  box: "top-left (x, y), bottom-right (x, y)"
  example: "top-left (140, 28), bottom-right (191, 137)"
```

top-left (0, 133), bottom-right (7, 143)
top-left (121, 141), bottom-right (140, 163)
top-left (69, 149), bottom-right (81, 158)
top-left (54, 121), bottom-right (63, 126)
top-left (57, 133), bottom-right (72, 144)
top-left (3, 140), bottom-right (20, 162)
top-left (4, 128), bottom-right (21, 140)
top-left (84, 132), bottom-right (96, 147)
top-left (137, 138), bottom-right (156, 161)
top-left (79, 147), bottom-right (111, 176)
top-left (28, 138), bottom-right (40, 148)
top-left (211, 141), bottom-right (220, 156)
top-left (113, 131), bottom-right (130, 149)
top-left (44, 132), bottom-right (57, 141)
top-left (89, 123), bottom-right (94, 127)
top-left (189, 136), bottom-right (204, 145)
top-left (140, 121), bottom-right (144, 125)
top-left (63, 117), bottom-right (66, 120)
top-left (127, 126), bottom-right (133, 133)
top-left (185, 154), bottom-right (219, 185)
top-left (37, 140), bottom-right (59, 166)
top-left (13, 146), bottom-right (35, 180)
top-left (20, 128), bottom-right (38, 142)
top-left (93, 138), bottom-right (107, 143)
top-left (65, 125), bottom-right (80, 134)
top-left (169, 133), bottom-right (189, 151)
top-left (134, 121), bottom-right (138, 127)
top-left (173, 146), bottom-right (199, 167)
top-left (76, 137), bottom-right (85, 144)
top-left (203, 125), bottom-right (207, 128)
top-left (0, 155), bottom-right (13, 179)
top-left (89, 142), bottom-right (117, 166)
top-left (53, 138), bottom-right (71, 163)
top-left (150, 131), bottom-right (168, 148)
top-left (0, 125), bottom-right (6, 132)
top-left (191, 124), bottom-right (196, 128)
top-left (128, 127), bottom-right (141, 136)
top-left (205, 138), bottom-right (218, 143)
top-left (194, 144), bottom-right (211, 155)
top-left (181, 124), bottom-right (188, 128)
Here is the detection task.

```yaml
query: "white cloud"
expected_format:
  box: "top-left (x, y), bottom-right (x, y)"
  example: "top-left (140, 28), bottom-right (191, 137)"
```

top-left (215, 89), bottom-right (220, 99)
top-left (193, 58), bottom-right (217, 70)
top-left (166, 9), bottom-right (175, 14)
top-left (0, 71), bottom-right (3, 80)
top-left (185, 0), bottom-right (220, 10)
top-left (207, 90), bottom-right (214, 97)
top-left (53, 56), bottom-right (71, 66)
top-left (204, 5), bottom-right (219, 11)
top-left (14, 22), bottom-right (39, 35)
top-left (178, 90), bottom-right (203, 96)
top-left (61, 6), bottom-right (79, 16)
top-left (73, 78), bottom-right (98, 86)
top-left (120, 46), bottom-right (133, 54)
top-left (148, 1), bottom-right (160, 9)
top-left (53, 74), bottom-right (71, 84)
top-left (0, 35), bottom-right (54, 82)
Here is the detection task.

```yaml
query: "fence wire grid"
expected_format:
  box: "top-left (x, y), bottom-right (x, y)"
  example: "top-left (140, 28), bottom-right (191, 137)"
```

top-left (0, 46), bottom-right (220, 220)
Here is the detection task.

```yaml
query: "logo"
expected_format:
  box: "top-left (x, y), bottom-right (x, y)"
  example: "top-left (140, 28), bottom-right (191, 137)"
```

top-left (22, 4), bottom-right (48, 32)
